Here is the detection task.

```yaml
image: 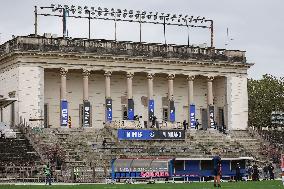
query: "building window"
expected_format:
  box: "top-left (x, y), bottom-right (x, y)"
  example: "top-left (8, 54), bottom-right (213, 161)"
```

top-left (79, 104), bottom-right (83, 127)
top-left (11, 102), bottom-right (15, 126)
top-left (44, 103), bottom-right (49, 128)
top-left (122, 105), bottom-right (127, 120)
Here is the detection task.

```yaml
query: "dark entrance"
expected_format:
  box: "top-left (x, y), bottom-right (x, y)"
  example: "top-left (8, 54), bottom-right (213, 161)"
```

top-left (201, 108), bottom-right (208, 130)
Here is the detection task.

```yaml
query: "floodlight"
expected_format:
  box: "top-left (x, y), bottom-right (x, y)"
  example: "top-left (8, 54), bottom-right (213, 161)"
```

top-left (117, 9), bottom-right (121, 13)
top-left (104, 8), bottom-right (108, 12)
top-left (129, 10), bottom-right (133, 14)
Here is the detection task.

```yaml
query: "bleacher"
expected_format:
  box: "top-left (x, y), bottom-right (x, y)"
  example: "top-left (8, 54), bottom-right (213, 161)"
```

top-left (0, 128), bottom-right (42, 182)
top-left (18, 125), bottom-right (273, 183)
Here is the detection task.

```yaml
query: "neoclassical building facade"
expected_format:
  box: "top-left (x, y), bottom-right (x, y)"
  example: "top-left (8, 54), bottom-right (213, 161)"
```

top-left (0, 35), bottom-right (252, 130)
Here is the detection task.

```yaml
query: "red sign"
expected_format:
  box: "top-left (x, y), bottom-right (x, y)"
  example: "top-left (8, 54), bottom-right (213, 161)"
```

top-left (140, 171), bottom-right (169, 178)
top-left (281, 154), bottom-right (284, 171)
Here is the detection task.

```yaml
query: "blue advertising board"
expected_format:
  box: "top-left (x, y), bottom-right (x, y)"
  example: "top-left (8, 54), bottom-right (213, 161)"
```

top-left (128, 99), bottom-right (134, 120)
top-left (106, 98), bottom-right (112, 121)
top-left (190, 104), bottom-right (196, 128)
top-left (148, 100), bottom-right (154, 121)
top-left (60, 100), bottom-right (68, 127)
top-left (118, 129), bottom-right (185, 140)
top-left (169, 100), bottom-right (175, 122)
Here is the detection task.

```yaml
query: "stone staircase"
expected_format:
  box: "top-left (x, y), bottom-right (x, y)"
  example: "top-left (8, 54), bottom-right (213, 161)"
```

top-left (25, 126), bottom-right (276, 182)
top-left (0, 130), bottom-right (42, 181)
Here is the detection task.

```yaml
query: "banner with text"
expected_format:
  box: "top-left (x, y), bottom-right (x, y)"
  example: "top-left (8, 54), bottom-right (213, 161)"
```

top-left (83, 101), bottom-right (91, 127)
top-left (128, 99), bottom-right (134, 120)
top-left (148, 100), bottom-right (154, 121)
top-left (209, 105), bottom-right (215, 128)
top-left (189, 104), bottom-right (196, 128)
top-left (106, 98), bottom-right (112, 121)
top-left (60, 100), bottom-right (68, 127)
top-left (169, 100), bottom-right (175, 122)
top-left (118, 129), bottom-right (185, 140)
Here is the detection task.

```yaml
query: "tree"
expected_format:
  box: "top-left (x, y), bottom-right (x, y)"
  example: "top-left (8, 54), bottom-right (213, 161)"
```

top-left (248, 74), bottom-right (284, 129)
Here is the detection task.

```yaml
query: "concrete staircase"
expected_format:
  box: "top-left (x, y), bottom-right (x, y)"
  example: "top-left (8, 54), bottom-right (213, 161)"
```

top-left (25, 127), bottom-right (276, 182)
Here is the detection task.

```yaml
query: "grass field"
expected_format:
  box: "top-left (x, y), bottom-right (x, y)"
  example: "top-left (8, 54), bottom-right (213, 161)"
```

top-left (0, 181), bottom-right (283, 189)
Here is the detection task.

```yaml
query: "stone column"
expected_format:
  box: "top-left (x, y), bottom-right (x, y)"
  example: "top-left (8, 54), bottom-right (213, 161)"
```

top-left (187, 75), bottom-right (196, 128)
top-left (167, 74), bottom-right (175, 100)
top-left (126, 72), bottom-right (134, 99)
top-left (187, 75), bottom-right (195, 106)
top-left (104, 71), bottom-right (112, 99)
top-left (82, 69), bottom-right (90, 101)
top-left (147, 73), bottom-right (154, 100)
top-left (126, 72), bottom-right (134, 120)
top-left (207, 76), bottom-right (214, 106)
top-left (60, 68), bottom-right (68, 100)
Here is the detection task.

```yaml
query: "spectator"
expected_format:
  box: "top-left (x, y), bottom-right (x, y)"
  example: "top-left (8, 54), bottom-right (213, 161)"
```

top-left (195, 119), bottom-right (200, 130)
top-left (44, 163), bottom-right (52, 185)
top-left (252, 164), bottom-right (259, 181)
top-left (151, 116), bottom-right (157, 128)
top-left (247, 164), bottom-right (253, 180)
top-left (268, 163), bottom-right (274, 180)
top-left (263, 164), bottom-right (268, 180)
top-left (183, 120), bottom-right (187, 130)
top-left (281, 168), bottom-right (284, 186)
top-left (213, 155), bottom-right (221, 187)
top-left (236, 162), bottom-right (241, 182)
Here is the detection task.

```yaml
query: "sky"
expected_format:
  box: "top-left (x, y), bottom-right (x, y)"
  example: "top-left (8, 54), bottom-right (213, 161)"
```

top-left (0, 0), bottom-right (283, 79)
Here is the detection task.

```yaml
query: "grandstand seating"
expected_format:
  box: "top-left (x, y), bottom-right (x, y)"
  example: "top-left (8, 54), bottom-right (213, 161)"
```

top-left (0, 130), bottom-right (42, 182)
top-left (2, 125), bottom-right (282, 182)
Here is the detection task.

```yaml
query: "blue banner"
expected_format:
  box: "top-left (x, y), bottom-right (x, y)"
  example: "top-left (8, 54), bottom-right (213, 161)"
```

top-left (148, 100), bottom-right (154, 121)
top-left (60, 100), bottom-right (68, 127)
top-left (128, 99), bottom-right (134, 120)
top-left (118, 129), bottom-right (185, 140)
top-left (209, 105), bottom-right (215, 128)
top-left (190, 104), bottom-right (196, 128)
top-left (106, 99), bottom-right (112, 121)
top-left (169, 100), bottom-right (175, 122)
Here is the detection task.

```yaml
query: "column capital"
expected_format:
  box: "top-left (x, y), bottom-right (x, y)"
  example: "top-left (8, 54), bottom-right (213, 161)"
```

top-left (147, 73), bottom-right (155, 80)
top-left (104, 71), bottom-right (112, 77)
top-left (167, 74), bottom-right (175, 80)
top-left (187, 75), bottom-right (196, 81)
top-left (60, 68), bottom-right (68, 76)
top-left (82, 69), bottom-right (91, 77)
top-left (126, 72), bottom-right (134, 79)
top-left (207, 76), bottom-right (214, 81)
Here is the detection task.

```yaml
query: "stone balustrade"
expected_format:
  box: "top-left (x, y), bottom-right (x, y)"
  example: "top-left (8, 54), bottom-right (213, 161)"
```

top-left (0, 35), bottom-right (246, 63)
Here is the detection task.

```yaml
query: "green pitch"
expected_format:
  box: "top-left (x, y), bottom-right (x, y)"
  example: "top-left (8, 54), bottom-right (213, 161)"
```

top-left (0, 180), bottom-right (283, 189)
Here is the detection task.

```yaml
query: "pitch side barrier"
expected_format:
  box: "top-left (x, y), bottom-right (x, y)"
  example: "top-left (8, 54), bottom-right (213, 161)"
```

top-left (111, 157), bottom-right (254, 182)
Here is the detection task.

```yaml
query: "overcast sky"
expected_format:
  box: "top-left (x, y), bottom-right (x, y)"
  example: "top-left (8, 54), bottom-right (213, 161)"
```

top-left (0, 0), bottom-right (283, 79)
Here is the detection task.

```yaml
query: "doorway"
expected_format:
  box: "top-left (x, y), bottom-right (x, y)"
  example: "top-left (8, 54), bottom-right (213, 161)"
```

top-left (201, 108), bottom-right (208, 130)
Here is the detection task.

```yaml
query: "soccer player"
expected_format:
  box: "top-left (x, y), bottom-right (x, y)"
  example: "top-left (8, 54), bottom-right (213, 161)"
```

top-left (44, 163), bottom-right (52, 185)
top-left (213, 155), bottom-right (221, 187)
